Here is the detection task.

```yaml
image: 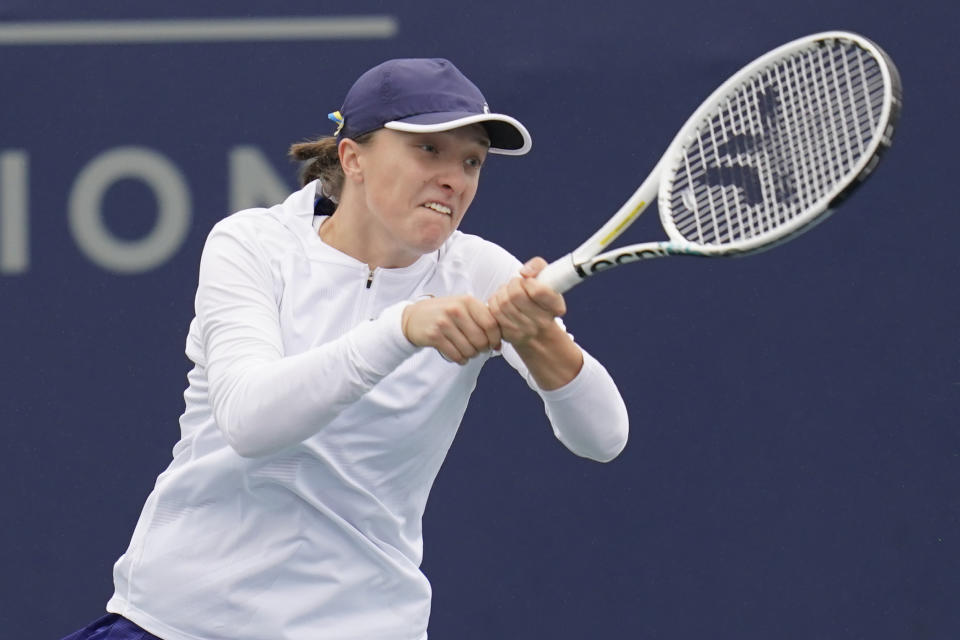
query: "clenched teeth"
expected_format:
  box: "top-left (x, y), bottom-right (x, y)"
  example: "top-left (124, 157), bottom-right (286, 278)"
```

top-left (424, 202), bottom-right (452, 215)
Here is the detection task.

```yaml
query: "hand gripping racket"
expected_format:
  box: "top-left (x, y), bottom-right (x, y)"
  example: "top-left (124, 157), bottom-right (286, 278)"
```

top-left (537, 31), bottom-right (902, 293)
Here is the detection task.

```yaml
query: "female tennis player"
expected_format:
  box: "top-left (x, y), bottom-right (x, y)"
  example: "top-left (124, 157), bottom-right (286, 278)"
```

top-left (60, 58), bottom-right (629, 640)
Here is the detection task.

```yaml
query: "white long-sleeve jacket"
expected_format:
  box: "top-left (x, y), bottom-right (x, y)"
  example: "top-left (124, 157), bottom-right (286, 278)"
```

top-left (107, 182), bottom-right (628, 640)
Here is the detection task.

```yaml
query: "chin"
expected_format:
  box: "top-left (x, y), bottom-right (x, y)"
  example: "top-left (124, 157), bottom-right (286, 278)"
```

top-left (414, 224), bottom-right (455, 252)
top-left (414, 236), bottom-right (449, 255)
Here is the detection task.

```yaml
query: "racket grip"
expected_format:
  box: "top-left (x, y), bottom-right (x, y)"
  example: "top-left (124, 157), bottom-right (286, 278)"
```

top-left (536, 254), bottom-right (583, 294)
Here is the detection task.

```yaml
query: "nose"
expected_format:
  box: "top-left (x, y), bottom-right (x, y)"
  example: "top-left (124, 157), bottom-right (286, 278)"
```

top-left (435, 159), bottom-right (469, 194)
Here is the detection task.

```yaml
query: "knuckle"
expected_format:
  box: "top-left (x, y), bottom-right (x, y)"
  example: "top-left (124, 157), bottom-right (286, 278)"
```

top-left (443, 304), bottom-right (464, 320)
top-left (479, 313), bottom-right (499, 329)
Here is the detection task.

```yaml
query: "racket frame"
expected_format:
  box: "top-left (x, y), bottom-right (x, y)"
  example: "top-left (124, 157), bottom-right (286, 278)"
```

top-left (538, 31), bottom-right (901, 293)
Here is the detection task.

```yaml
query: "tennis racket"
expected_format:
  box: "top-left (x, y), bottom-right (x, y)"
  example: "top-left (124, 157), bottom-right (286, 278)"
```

top-left (537, 31), bottom-right (902, 293)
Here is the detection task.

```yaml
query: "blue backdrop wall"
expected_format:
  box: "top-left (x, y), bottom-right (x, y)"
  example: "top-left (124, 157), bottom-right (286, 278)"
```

top-left (2, 2), bottom-right (957, 638)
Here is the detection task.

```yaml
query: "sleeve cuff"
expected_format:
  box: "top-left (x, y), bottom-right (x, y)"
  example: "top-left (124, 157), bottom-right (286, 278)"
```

top-left (346, 300), bottom-right (420, 381)
top-left (535, 347), bottom-right (600, 398)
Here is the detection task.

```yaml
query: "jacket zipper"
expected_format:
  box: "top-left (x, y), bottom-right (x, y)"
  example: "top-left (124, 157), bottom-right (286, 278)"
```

top-left (361, 267), bottom-right (377, 322)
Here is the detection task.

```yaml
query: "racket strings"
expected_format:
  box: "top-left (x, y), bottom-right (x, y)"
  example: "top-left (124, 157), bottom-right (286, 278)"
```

top-left (667, 39), bottom-right (887, 247)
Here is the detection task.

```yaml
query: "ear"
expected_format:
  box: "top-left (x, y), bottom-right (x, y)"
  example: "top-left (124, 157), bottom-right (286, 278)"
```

top-left (338, 138), bottom-right (365, 184)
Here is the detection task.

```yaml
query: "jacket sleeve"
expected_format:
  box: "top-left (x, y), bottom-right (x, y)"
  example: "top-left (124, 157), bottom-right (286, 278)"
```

top-left (467, 240), bottom-right (629, 463)
top-left (194, 222), bottom-right (418, 458)
top-left (502, 336), bottom-right (629, 463)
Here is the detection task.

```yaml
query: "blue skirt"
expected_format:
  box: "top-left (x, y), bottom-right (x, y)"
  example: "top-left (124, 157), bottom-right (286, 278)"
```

top-left (60, 614), bottom-right (163, 640)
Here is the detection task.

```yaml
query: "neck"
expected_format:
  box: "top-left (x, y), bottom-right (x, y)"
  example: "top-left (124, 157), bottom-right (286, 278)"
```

top-left (317, 198), bottom-right (421, 270)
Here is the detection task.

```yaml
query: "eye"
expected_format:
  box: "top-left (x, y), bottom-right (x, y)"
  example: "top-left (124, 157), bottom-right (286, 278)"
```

top-left (465, 156), bottom-right (484, 170)
top-left (419, 143), bottom-right (439, 154)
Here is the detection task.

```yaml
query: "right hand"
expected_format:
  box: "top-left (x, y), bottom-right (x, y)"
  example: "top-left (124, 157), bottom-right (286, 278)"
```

top-left (401, 296), bottom-right (502, 365)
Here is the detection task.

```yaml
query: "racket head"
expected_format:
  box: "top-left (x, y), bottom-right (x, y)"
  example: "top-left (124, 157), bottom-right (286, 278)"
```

top-left (657, 31), bottom-right (902, 255)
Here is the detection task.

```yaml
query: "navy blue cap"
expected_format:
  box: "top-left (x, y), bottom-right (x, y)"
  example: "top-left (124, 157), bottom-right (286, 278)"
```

top-left (331, 58), bottom-right (532, 156)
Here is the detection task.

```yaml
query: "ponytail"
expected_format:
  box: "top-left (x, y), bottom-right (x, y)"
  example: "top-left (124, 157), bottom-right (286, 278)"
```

top-left (288, 132), bottom-right (376, 203)
top-left (288, 136), bottom-right (343, 194)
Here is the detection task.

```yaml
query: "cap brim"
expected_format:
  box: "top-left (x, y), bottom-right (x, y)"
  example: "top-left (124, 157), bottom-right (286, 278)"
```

top-left (384, 112), bottom-right (532, 156)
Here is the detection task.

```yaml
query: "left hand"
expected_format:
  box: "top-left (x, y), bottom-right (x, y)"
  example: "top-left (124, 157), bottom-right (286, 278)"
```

top-left (487, 257), bottom-right (566, 346)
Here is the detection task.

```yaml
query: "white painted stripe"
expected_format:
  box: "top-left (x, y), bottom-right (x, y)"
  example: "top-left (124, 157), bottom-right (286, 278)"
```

top-left (0, 16), bottom-right (399, 45)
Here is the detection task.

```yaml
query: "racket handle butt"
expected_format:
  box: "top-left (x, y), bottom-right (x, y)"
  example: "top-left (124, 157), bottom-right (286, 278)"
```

top-left (537, 255), bottom-right (582, 294)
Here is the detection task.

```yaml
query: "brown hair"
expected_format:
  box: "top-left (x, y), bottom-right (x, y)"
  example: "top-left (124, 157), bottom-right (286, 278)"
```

top-left (287, 132), bottom-right (375, 199)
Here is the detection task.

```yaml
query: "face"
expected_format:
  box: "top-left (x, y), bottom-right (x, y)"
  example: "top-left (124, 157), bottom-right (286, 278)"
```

top-left (341, 125), bottom-right (490, 266)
